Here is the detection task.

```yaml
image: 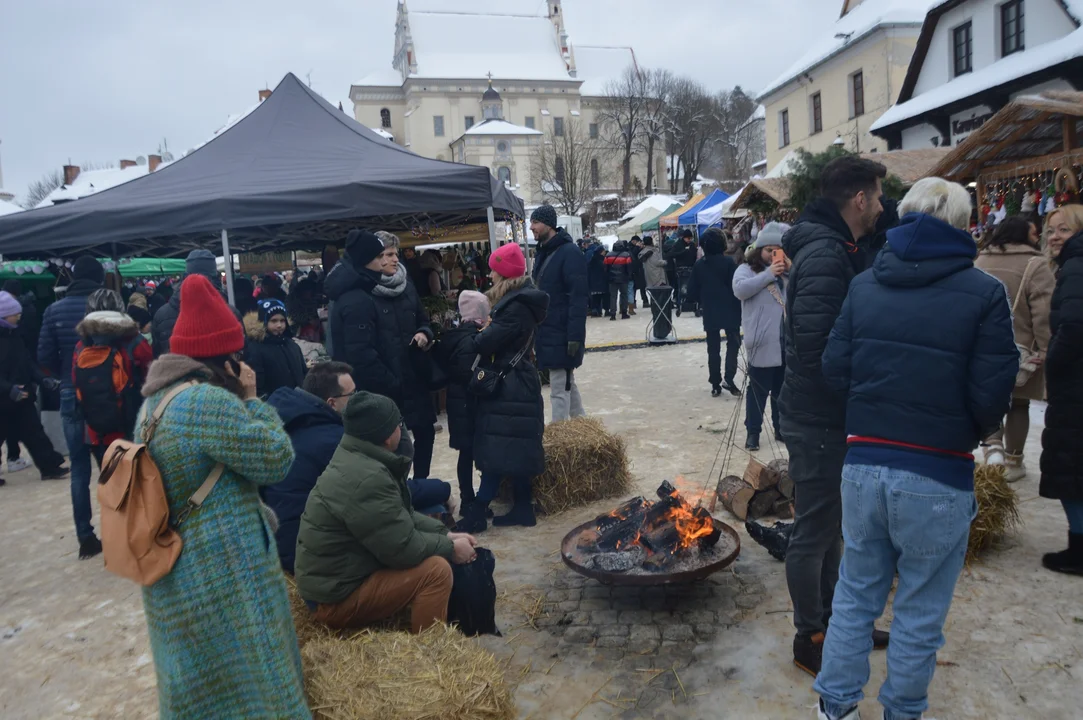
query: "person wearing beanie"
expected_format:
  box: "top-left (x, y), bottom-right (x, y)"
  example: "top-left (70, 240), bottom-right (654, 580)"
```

top-left (151, 250), bottom-right (243, 358)
top-left (528, 204), bottom-right (588, 422)
top-left (732, 222), bottom-right (791, 450)
top-left (127, 304), bottom-right (153, 338)
top-left (327, 228), bottom-right (440, 479)
top-left (37, 255), bottom-right (104, 557)
top-left (603, 240), bottom-right (633, 320)
top-left (142, 280), bottom-right (166, 316)
top-left (244, 298), bottom-right (306, 398)
top-left (0, 290), bottom-right (68, 487)
top-left (433, 290), bottom-right (492, 509)
top-left (136, 272), bottom-right (308, 718)
top-left (295, 391), bottom-right (477, 634)
top-left (687, 228), bottom-right (743, 398)
top-left (455, 247), bottom-right (549, 533)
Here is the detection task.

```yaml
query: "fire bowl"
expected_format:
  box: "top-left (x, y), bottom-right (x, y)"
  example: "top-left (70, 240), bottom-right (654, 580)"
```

top-left (560, 517), bottom-right (741, 586)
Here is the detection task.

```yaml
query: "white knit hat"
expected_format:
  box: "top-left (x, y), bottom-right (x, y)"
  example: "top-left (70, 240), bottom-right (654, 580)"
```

top-left (754, 222), bottom-right (791, 249)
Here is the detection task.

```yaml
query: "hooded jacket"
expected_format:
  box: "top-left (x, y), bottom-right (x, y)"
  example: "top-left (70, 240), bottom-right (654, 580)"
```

top-left (531, 228), bottom-right (587, 370)
top-left (433, 324), bottom-right (481, 451)
top-left (325, 257), bottom-right (435, 428)
top-left (584, 242), bottom-right (609, 295)
top-left (263, 387), bottom-right (345, 574)
top-left (37, 278), bottom-right (102, 390)
top-left (1041, 231), bottom-right (1083, 502)
top-left (243, 312), bottom-right (307, 398)
top-left (664, 238), bottom-right (698, 268)
top-left (0, 324), bottom-right (46, 409)
top-left (471, 283), bottom-right (549, 477)
top-left (779, 198), bottom-right (864, 430)
top-left (639, 246), bottom-right (668, 287)
top-left (822, 212), bottom-right (1017, 490)
top-left (686, 233), bottom-right (742, 332)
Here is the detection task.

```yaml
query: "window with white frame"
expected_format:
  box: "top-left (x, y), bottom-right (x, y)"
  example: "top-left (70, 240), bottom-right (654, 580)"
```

top-left (778, 109), bottom-right (790, 148)
top-left (433, 115), bottom-right (445, 137)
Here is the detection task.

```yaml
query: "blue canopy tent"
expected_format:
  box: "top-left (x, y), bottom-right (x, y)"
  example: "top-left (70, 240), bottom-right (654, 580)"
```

top-left (677, 188), bottom-right (729, 235)
top-left (694, 189), bottom-right (733, 234)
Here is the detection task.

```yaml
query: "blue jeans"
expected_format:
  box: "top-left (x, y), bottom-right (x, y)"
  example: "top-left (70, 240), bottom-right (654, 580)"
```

top-left (815, 464), bottom-right (976, 720)
top-left (626, 280), bottom-right (635, 305)
top-left (407, 477), bottom-right (451, 516)
top-left (60, 388), bottom-right (95, 541)
top-left (1064, 499), bottom-right (1083, 533)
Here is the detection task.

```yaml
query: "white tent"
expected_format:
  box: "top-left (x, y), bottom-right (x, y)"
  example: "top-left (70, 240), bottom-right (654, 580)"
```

top-left (697, 187), bottom-right (747, 225)
top-left (619, 194), bottom-right (681, 222)
top-left (617, 204), bottom-right (668, 240)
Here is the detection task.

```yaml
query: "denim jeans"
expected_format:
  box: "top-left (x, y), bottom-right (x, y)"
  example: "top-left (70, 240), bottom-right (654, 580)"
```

top-left (1064, 499), bottom-right (1083, 533)
top-left (626, 280), bottom-right (636, 305)
top-left (60, 388), bottom-right (95, 541)
top-left (815, 463), bottom-right (976, 720)
top-left (407, 477), bottom-right (451, 516)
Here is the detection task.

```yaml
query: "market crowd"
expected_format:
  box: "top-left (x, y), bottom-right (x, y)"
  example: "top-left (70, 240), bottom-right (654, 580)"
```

top-left (3, 156), bottom-right (1083, 719)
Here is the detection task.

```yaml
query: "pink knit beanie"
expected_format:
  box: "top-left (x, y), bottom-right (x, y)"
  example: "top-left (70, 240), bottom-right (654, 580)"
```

top-left (458, 290), bottom-right (491, 327)
top-left (489, 242), bottom-right (526, 279)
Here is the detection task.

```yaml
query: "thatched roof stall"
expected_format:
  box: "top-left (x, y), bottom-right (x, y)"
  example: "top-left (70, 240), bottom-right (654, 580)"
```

top-left (730, 178), bottom-right (792, 213)
top-left (869, 148), bottom-right (950, 185)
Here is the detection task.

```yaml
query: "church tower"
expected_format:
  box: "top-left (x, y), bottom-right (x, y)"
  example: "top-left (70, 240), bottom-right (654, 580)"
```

top-left (548, 0), bottom-right (575, 76)
top-left (481, 76), bottom-right (503, 121)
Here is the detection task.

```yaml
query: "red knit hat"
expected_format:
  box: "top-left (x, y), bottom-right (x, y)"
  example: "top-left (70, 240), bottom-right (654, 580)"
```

top-left (170, 274), bottom-right (244, 358)
top-left (490, 242), bottom-right (526, 279)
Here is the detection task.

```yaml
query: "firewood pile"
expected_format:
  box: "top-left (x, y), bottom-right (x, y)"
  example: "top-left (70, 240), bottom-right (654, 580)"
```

top-left (716, 457), bottom-right (793, 521)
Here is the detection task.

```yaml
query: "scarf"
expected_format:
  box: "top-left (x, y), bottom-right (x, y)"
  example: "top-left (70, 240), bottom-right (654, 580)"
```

top-left (372, 263), bottom-right (408, 298)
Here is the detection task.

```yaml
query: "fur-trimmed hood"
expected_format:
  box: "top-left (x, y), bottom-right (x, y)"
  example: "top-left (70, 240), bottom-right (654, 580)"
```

top-left (244, 311), bottom-right (265, 342)
top-left (75, 311), bottom-right (139, 341)
top-left (142, 354), bottom-right (213, 397)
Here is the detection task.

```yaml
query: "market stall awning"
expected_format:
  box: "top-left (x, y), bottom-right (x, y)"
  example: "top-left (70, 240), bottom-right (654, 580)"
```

top-left (617, 203), bottom-right (680, 240)
top-left (658, 194), bottom-right (704, 229)
top-left (731, 178), bottom-right (792, 211)
top-left (641, 203), bottom-right (683, 233)
top-left (0, 72), bottom-right (523, 259)
top-left (683, 188), bottom-right (730, 230)
top-left (928, 90), bottom-right (1083, 182)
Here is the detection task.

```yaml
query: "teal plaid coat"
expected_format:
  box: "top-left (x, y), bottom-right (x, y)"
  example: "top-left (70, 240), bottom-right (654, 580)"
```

top-left (141, 380), bottom-right (309, 719)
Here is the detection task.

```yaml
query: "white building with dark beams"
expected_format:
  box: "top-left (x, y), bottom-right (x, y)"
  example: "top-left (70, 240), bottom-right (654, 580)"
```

top-left (872, 0), bottom-right (1083, 149)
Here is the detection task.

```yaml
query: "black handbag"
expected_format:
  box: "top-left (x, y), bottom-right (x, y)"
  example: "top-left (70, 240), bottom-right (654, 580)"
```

top-left (467, 331), bottom-right (533, 398)
top-left (447, 546), bottom-right (500, 637)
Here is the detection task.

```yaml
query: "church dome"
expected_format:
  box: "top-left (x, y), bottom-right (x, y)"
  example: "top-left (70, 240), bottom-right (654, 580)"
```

top-left (482, 82), bottom-right (501, 101)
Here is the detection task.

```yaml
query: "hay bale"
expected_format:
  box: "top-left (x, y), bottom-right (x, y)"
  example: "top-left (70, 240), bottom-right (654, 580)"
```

top-left (302, 624), bottom-right (515, 720)
top-left (285, 575), bottom-right (332, 649)
top-left (968, 464), bottom-right (1021, 561)
top-left (523, 416), bottom-right (633, 514)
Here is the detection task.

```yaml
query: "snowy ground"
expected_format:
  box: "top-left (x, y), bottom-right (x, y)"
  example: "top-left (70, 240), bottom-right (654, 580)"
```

top-left (0, 311), bottom-right (1080, 719)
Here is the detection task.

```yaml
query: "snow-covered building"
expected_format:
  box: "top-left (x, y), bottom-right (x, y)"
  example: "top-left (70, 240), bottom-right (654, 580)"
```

top-left (756, 0), bottom-right (931, 172)
top-left (36, 155), bottom-right (171, 209)
top-left (349, 0), bottom-right (664, 204)
top-left (871, 0), bottom-right (1083, 149)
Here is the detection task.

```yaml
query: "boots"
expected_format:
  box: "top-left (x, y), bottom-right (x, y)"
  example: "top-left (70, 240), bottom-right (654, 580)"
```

top-left (454, 502), bottom-right (489, 533)
top-left (492, 477), bottom-right (536, 527)
top-left (793, 631), bottom-right (824, 677)
top-left (1042, 533), bottom-right (1083, 576)
top-left (1004, 452), bottom-right (1027, 482)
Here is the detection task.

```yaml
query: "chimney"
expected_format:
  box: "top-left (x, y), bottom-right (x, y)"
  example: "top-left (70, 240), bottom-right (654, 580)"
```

top-left (258, 89), bottom-right (272, 102)
top-left (148, 154), bottom-right (162, 172)
top-left (63, 164), bottom-right (80, 185)
top-left (119, 159), bottom-right (136, 170)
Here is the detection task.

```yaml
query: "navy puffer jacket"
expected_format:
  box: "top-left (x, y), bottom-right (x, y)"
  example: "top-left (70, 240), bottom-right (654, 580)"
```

top-left (37, 279), bottom-right (101, 389)
top-left (532, 229), bottom-right (588, 370)
top-left (822, 212), bottom-right (1017, 454)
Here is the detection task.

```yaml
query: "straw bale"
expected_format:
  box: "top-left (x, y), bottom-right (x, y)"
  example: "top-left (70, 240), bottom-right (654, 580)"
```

top-left (522, 416), bottom-right (633, 514)
top-left (302, 624), bottom-right (515, 720)
top-left (968, 464), bottom-right (1021, 562)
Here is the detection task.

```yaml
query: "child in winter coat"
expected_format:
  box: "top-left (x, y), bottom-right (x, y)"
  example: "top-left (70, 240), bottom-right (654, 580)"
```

top-left (434, 291), bottom-right (491, 511)
top-left (244, 299), bottom-right (307, 398)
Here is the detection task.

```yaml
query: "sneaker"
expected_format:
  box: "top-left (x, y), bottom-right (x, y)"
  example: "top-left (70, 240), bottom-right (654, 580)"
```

top-left (40, 466), bottom-right (70, 480)
top-left (793, 632), bottom-right (825, 677)
top-left (621, 313), bottom-right (630, 320)
top-left (745, 434), bottom-right (760, 452)
top-left (711, 384), bottom-right (722, 397)
top-left (817, 699), bottom-right (860, 720)
top-left (8, 457), bottom-right (31, 473)
top-left (78, 535), bottom-right (103, 560)
top-left (721, 381), bottom-right (740, 396)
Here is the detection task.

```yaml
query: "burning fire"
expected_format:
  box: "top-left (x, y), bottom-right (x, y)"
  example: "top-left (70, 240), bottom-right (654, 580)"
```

top-left (592, 479), bottom-right (719, 560)
top-left (649, 482), bottom-right (715, 551)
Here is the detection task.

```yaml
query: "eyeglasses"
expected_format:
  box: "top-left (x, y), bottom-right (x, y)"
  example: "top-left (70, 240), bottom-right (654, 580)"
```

top-left (328, 390), bottom-right (358, 401)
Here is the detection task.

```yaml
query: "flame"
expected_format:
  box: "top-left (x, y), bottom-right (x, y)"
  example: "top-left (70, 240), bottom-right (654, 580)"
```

top-left (596, 481), bottom-right (714, 556)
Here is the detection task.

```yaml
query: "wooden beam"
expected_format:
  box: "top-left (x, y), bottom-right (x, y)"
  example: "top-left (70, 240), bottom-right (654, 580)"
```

top-left (978, 146), bottom-right (1083, 182)
top-left (953, 111), bottom-right (1051, 180)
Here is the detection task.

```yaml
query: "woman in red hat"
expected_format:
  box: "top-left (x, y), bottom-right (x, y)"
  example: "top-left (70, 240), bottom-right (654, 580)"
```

top-left (136, 274), bottom-right (308, 718)
top-left (455, 242), bottom-right (549, 532)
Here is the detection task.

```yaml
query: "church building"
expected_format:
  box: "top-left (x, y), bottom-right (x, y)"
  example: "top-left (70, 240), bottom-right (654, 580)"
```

top-left (349, 0), bottom-right (664, 205)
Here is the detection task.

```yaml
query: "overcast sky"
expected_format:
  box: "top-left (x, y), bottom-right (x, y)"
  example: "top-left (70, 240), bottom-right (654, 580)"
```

top-left (0, 0), bottom-right (838, 203)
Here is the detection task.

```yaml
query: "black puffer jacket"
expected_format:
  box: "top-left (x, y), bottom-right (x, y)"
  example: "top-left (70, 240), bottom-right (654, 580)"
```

top-left (780, 198), bottom-right (863, 429)
top-left (325, 258), bottom-right (436, 428)
top-left (434, 324), bottom-right (480, 451)
top-left (604, 243), bottom-right (633, 284)
top-left (665, 238), bottom-right (698, 268)
top-left (1041, 232), bottom-right (1083, 502)
top-left (471, 283), bottom-right (549, 477)
top-left (686, 233), bottom-right (742, 332)
top-left (0, 325), bottom-right (45, 410)
top-left (243, 313), bottom-right (307, 398)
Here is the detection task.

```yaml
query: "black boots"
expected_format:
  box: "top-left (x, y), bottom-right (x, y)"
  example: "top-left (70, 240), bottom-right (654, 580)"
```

top-left (1043, 533), bottom-right (1083, 576)
top-left (711, 384), bottom-right (722, 397)
top-left (492, 477), bottom-right (536, 527)
top-left (721, 381), bottom-right (740, 396)
top-left (793, 631), bottom-right (825, 677)
top-left (78, 535), bottom-right (102, 560)
top-left (455, 502), bottom-right (489, 534)
top-left (745, 433), bottom-right (760, 451)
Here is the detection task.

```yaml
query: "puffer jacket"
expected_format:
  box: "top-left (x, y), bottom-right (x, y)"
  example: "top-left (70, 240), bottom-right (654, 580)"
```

top-left (1041, 231), bottom-right (1083, 502)
top-left (1, 325), bottom-right (46, 409)
top-left (779, 198), bottom-right (864, 429)
top-left (585, 243), bottom-right (609, 295)
top-left (531, 229), bottom-right (587, 371)
top-left (686, 233), bottom-right (741, 332)
top-left (243, 313), bottom-right (307, 398)
top-left (37, 278), bottom-right (101, 389)
top-left (433, 324), bottom-right (480, 451)
top-left (604, 244), bottom-right (633, 284)
top-left (471, 283), bottom-right (549, 477)
top-left (822, 212), bottom-right (1017, 468)
top-left (325, 258), bottom-right (435, 428)
top-left (263, 387), bottom-right (344, 574)
top-left (639, 246), bottom-right (668, 287)
top-left (294, 435), bottom-right (454, 604)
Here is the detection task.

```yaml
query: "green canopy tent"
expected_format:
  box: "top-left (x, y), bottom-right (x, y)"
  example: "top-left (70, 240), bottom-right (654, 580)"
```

top-left (640, 203), bottom-right (683, 234)
top-left (0, 257), bottom-right (188, 282)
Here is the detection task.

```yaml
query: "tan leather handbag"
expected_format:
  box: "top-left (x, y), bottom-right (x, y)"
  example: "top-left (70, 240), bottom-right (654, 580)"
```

top-left (97, 381), bottom-right (223, 586)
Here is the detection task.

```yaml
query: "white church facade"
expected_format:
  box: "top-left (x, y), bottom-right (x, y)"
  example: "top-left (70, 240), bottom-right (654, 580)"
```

top-left (349, 0), bottom-right (664, 205)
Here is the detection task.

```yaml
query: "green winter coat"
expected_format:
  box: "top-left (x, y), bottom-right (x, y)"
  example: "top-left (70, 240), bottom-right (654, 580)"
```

top-left (294, 434), bottom-right (454, 604)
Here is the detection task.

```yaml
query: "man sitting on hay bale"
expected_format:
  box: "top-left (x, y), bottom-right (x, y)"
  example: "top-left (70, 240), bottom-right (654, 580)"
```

top-left (294, 391), bottom-right (479, 634)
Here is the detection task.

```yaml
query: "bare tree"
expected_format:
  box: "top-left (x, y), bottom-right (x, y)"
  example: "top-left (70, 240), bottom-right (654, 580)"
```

top-left (596, 65), bottom-right (646, 195)
top-left (530, 117), bottom-right (602, 215)
top-left (635, 68), bottom-right (674, 194)
top-left (22, 169), bottom-right (62, 209)
top-left (665, 78), bottom-right (723, 193)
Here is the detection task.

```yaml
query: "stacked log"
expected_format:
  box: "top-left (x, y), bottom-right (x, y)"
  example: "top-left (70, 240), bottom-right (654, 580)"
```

top-left (716, 457), bottom-right (794, 521)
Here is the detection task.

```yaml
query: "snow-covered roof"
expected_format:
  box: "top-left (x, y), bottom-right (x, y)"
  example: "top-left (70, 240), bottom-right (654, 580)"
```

top-left (574, 45), bottom-right (637, 96)
top-left (356, 67), bottom-right (405, 88)
top-left (372, 127), bottom-right (395, 140)
top-left (1066, 0), bottom-right (1083, 24)
top-left (462, 119), bottom-right (542, 136)
top-left (619, 194), bottom-right (683, 221)
top-left (0, 199), bottom-right (22, 217)
top-left (872, 26), bottom-right (1083, 131)
top-left (35, 164), bottom-right (173, 208)
top-left (407, 10), bottom-right (571, 81)
top-left (757, 0), bottom-right (933, 101)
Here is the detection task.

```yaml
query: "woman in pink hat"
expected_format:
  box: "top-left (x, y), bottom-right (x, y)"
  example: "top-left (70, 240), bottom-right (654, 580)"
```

top-left (455, 243), bottom-right (549, 532)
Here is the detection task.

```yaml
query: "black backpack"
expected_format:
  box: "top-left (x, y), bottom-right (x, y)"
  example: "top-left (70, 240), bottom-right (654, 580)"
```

top-left (73, 340), bottom-right (140, 437)
top-left (447, 547), bottom-right (500, 637)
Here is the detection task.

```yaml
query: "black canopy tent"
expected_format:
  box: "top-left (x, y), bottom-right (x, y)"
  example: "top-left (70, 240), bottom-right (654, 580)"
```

top-left (0, 72), bottom-right (524, 301)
